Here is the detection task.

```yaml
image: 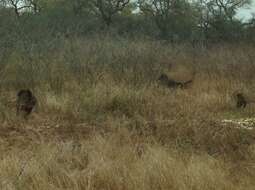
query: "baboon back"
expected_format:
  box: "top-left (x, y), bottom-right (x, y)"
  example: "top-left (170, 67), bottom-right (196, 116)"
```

top-left (16, 89), bottom-right (37, 117)
top-left (236, 93), bottom-right (247, 108)
top-left (158, 73), bottom-right (193, 89)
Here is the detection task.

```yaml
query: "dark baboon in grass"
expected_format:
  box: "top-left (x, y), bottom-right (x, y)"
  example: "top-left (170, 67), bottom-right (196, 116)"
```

top-left (16, 89), bottom-right (37, 118)
top-left (236, 93), bottom-right (247, 108)
top-left (158, 73), bottom-right (193, 89)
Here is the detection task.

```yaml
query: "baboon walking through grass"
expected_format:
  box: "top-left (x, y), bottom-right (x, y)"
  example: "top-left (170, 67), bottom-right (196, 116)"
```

top-left (236, 93), bottom-right (247, 108)
top-left (16, 89), bottom-right (37, 118)
top-left (158, 73), bottom-right (193, 89)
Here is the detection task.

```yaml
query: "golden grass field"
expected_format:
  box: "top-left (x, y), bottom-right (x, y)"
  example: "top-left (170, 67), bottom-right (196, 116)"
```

top-left (0, 37), bottom-right (255, 189)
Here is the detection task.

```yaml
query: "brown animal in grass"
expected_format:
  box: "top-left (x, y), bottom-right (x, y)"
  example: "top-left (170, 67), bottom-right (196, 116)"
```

top-left (158, 74), bottom-right (193, 89)
top-left (236, 93), bottom-right (247, 108)
top-left (16, 89), bottom-right (37, 118)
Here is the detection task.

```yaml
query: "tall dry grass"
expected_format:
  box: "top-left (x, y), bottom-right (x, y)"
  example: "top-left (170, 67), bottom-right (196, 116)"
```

top-left (1, 132), bottom-right (255, 190)
top-left (0, 37), bottom-right (255, 189)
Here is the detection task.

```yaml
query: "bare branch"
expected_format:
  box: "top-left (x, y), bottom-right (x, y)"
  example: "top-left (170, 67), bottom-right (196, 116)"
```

top-left (93, 0), bottom-right (130, 26)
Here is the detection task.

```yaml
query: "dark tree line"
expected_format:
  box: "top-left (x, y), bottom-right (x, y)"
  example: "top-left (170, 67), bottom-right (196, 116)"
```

top-left (0, 0), bottom-right (254, 43)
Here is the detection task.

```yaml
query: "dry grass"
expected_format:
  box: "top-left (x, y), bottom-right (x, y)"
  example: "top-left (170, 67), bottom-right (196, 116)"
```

top-left (1, 133), bottom-right (255, 190)
top-left (0, 38), bottom-right (255, 189)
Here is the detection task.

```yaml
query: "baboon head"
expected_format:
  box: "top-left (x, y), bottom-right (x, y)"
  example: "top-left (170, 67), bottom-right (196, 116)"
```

top-left (16, 89), bottom-right (37, 118)
top-left (236, 93), bottom-right (247, 108)
top-left (158, 74), bottom-right (169, 84)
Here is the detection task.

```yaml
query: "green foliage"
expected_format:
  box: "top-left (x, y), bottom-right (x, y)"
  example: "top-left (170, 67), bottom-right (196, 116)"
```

top-left (0, 0), bottom-right (254, 43)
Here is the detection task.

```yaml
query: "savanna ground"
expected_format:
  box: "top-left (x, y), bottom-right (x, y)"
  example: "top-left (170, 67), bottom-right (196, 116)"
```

top-left (0, 37), bottom-right (255, 189)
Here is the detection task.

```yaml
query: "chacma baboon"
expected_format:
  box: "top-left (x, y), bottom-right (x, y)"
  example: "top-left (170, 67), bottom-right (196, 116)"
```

top-left (16, 89), bottom-right (37, 118)
top-left (158, 74), bottom-right (193, 89)
top-left (236, 93), bottom-right (247, 108)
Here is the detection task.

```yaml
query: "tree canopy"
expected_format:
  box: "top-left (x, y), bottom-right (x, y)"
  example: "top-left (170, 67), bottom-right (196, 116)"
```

top-left (0, 0), bottom-right (254, 43)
